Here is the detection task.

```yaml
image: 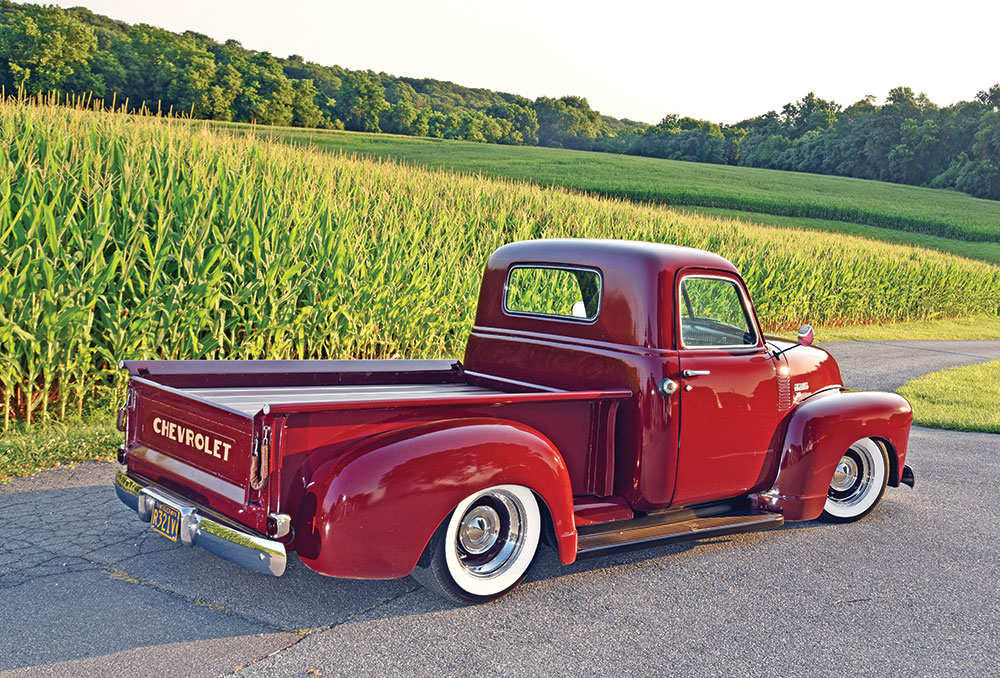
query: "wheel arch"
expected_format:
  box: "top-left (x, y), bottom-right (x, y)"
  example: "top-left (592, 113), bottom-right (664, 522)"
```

top-left (872, 436), bottom-right (901, 488)
top-left (294, 417), bottom-right (578, 580)
top-left (752, 389), bottom-right (912, 521)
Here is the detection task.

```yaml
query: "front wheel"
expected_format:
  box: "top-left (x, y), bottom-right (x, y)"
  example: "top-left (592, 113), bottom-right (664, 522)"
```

top-left (411, 484), bottom-right (541, 604)
top-left (820, 438), bottom-right (889, 523)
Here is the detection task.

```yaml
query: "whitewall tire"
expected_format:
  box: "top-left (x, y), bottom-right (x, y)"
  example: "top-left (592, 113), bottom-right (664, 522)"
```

top-left (820, 438), bottom-right (889, 523)
top-left (412, 484), bottom-right (541, 604)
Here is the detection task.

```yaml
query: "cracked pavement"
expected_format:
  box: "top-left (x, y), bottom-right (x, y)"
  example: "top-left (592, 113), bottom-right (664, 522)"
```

top-left (1, 340), bottom-right (998, 677)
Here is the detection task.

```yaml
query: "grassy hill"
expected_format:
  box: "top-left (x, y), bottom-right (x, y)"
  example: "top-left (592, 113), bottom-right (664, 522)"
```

top-left (3, 102), bottom-right (1000, 432)
top-left (679, 207), bottom-right (1000, 266)
top-left (235, 125), bottom-right (1000, 250)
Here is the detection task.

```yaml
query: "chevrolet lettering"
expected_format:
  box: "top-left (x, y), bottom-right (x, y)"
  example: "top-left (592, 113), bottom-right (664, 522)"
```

top-left (151, 416), bottom-right (232, 461)
top-left (114, 239), bottom-right (915, 604)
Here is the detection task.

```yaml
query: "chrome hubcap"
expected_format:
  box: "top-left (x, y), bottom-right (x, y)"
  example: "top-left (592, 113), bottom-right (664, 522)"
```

top-left (454, 490), bottom-right (526, 579)
top-left (831, 457), bottom-right (860, 492)
top-left (458, 505), bottom-right (500, 555)
top-left (828, 443), bottom-right (875, 507)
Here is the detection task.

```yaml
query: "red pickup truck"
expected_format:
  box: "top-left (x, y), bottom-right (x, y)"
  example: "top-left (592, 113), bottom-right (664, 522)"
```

top-left (115, 239), bottom-right (914, 603)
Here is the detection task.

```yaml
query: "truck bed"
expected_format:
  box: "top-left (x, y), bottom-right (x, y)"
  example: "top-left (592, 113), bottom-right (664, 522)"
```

top-left (120, 359), bottom-right (632, 537)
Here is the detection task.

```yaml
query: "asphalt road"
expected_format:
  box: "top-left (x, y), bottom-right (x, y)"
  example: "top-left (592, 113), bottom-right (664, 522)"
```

top-left (2, 340), bottom-right (998, 677)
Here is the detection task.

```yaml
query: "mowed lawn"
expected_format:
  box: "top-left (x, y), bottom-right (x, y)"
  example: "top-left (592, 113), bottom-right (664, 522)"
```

top-left (217, 123), bottom-right (1000, 247)
top-left (898, 360), bottom-right (1000, 434)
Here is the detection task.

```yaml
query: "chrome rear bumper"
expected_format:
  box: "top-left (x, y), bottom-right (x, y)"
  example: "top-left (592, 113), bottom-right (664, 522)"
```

top-left (114, 469), bottom-right (286, 576)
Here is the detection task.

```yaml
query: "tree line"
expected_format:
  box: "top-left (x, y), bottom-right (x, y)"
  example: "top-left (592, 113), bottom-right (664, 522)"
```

top-left (1, 2), bottom-right (998, 200)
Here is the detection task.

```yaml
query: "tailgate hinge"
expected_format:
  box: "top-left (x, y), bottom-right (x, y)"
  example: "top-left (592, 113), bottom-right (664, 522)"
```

top-left (250, 424), bottom-right (271, 491)
top-left (116, 388), bottom-right (137, 433)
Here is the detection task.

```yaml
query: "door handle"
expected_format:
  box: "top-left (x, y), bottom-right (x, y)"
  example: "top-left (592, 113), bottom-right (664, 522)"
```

top-left (682, 369), bottom-right (711, 377)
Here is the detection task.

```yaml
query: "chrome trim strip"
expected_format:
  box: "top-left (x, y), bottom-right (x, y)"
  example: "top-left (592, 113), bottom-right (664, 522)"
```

top-left (462, 370), bottom-right (564, 394)
top-left (470, 325), bottom-right (671, 358)
top-left (114, 469), bottom-right (286, 576)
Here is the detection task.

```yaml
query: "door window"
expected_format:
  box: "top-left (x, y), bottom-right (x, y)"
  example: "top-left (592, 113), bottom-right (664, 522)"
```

top-left (679, 276), bottom-right (757, 347)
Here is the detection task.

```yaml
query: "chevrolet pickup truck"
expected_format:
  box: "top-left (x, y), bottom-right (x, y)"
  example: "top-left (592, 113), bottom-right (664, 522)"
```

top-left (115, 239), bottom-right (915, 603)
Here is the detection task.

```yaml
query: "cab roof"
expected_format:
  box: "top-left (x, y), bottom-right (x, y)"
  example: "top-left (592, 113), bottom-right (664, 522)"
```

top-left (488, 239), bottom-right (739, 276)
top-left (473, 239), bottom-right (743, 350)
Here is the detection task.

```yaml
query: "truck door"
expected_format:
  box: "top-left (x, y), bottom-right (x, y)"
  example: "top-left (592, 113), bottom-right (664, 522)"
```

top-left (672, 272), bottom-right (778, 507)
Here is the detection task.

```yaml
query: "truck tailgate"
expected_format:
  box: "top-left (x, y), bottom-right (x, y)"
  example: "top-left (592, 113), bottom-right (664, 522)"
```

top-left (126, 376), bottom-right (257, 515)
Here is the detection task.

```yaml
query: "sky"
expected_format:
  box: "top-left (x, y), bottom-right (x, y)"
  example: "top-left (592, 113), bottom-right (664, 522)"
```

top-left (52, 0), bottom-right (1000, 125)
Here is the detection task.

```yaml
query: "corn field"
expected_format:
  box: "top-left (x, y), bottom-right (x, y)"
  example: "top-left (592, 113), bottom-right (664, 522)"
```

top-left (2, 99), bottom-right (1000, 429)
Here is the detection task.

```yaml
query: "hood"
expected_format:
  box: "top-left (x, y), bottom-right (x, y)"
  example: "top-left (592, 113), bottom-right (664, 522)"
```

top-left (766, 336), bottom-right (844, 406)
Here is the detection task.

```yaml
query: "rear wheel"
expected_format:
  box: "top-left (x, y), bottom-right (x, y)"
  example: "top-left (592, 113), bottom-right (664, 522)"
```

top-left (411, 484), bottom-right (540, 604)
top-left (820, 438), bottom-right (889, 523)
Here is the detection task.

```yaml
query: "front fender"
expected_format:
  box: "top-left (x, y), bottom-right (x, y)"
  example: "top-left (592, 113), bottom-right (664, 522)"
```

top-left (294, 417), bottom-right (577, 579)
top-left (752, 389), bottom-right (912, 521)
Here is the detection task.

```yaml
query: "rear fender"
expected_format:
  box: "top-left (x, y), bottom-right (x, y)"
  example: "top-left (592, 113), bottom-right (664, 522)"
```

top-left (295, 417), bottom-right (577, 579)
top-left (752, 389), bottom-right (912, 521)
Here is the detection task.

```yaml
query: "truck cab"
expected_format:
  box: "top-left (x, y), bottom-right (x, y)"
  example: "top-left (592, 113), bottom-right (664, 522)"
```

top-left (467, 239), bottom-right (858, 514)
top-left (115, 239), bottom-right (914, 603)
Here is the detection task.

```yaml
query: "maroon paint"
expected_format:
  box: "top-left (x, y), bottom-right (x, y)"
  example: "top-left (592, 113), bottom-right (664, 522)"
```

top-left (673, 347), bottom-right (780, 506)
top-left (269, 390), bottom-right (626, 542)
top-left (672, 268), bottom-right (776, 505)
top-left (125, 377), bottom-right (265, 529)
top-left (573, 495), bottom-right (634, 526)
top-left (467, 240), bottom-right (799, 510)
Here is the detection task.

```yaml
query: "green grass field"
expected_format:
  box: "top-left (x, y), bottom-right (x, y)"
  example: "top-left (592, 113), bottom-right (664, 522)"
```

top-left (226, 124), bottom-right (1000, 245)
top-left (0, 413), bottom-right (119, 482)
top-left (898, 361), bottom-right (1000, 434)
top-left (677, 207), bottom-right (1000, 266)
top-left (816, 314), bottom-right (1000, 341)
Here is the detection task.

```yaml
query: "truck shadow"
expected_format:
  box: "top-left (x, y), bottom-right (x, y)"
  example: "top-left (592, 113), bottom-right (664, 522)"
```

top-left (0, 462), bottom-right (895, 670)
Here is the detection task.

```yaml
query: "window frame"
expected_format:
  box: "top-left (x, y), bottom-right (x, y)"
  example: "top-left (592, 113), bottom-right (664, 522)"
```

top-left (502, 264), bottom-right (604, 325)
top-left (676, 272), bottom-right (762, 351)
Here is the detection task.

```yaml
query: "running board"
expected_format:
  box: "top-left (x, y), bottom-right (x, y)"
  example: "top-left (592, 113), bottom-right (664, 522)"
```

top-left (576, 502), bottom-right (784, 559)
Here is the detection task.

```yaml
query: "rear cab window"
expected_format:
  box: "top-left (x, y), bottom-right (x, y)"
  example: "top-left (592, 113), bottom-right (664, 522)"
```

top-left (504, 265), bottom-right (602, 322)
top-left (678, 275), bottom-right (758, 348)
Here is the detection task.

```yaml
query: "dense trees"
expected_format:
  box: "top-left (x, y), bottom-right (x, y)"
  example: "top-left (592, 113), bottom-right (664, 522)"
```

top-left (0, 5), bottom-right (96, 95)
top-left (631, 115), bottom-right (725, 163)
top-left (733, 89), bottom-right (1000, 199)
top-left (1, 1), bottom-right (998, 200)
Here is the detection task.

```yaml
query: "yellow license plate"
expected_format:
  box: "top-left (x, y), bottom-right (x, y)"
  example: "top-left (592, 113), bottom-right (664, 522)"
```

top-left (151, 503), bottom-right (181, 542)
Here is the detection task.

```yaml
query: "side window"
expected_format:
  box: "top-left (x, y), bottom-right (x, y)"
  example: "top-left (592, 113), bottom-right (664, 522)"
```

top-left (505, 266), bottom-right (602, 321)
top-left (679, 277), bottom-right (757, 347)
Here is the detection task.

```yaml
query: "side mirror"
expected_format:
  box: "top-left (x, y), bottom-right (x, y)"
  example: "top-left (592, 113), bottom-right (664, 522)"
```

top-left (797, 324), bottom-right (815, 347)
